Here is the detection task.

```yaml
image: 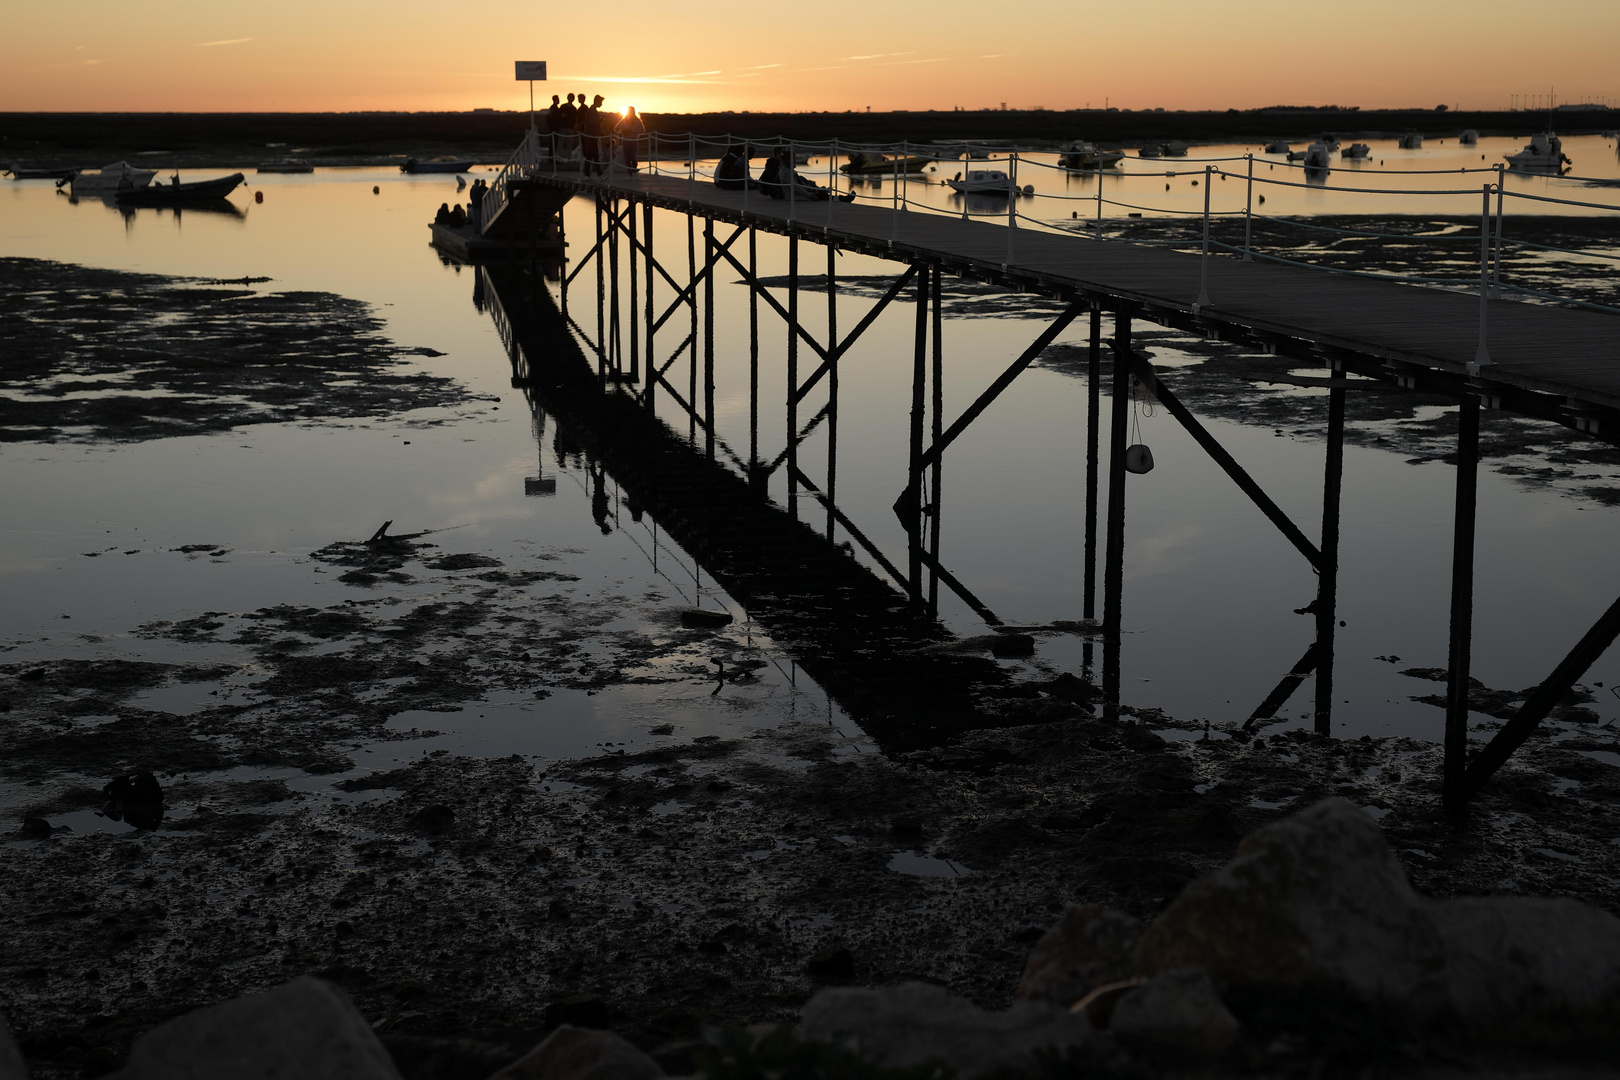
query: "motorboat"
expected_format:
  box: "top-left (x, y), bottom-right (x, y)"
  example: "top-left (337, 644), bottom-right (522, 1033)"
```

top-left (1341, 142), bottom-right (1372, 159)
top-left (839, 150), bottom-right (930, 175)
top-left (1397, 132), bottom-right (1423, 149)
top-left (1136, 144), bottom-right (1163, 158)
top-left (115, 173), bottom-right (245, 205)
top-left (1161, 140), bottom-right (1190, 156)
top-left (258, 157), bottom-right (313, 173)
top-left (1316, 135), bottom-right (1341, 152)
top-left (61, 161), bottom-right (157, 193)
top-left (401, 157), bottom-right (477, 174)
top-left (1300, 143), bottom-right (1332, 170)
top-left (1058, 142), bottom-right (1126, 169)
top-left (1504, 132), bottom-right (1571, 171)
top-left (1264, 140), bottom-right (1291, 154)
top-left (1459, 129), bottom-right (1479, 146)
top-left (946, 169), bottom-right (1018, 193)
top-left (6, 162), bottom-right (79, 180)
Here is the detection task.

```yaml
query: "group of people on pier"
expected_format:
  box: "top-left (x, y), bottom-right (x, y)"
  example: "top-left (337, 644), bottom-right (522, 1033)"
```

top-left (717, 144), bottom-right (853, 202)
top-left (545, 93), bottom-right (644, 174)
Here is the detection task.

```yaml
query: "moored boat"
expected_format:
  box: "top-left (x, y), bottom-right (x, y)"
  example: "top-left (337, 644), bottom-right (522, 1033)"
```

top-left (1136, 144), bottom-right (1163, 158)
top-left (1459, 129), bottom-right (1479, 145)
top-left (1161, 140), bottom-right (1190, 156)
top-left (115, 173), bottom-right (245, 204)
top-left (62, 161), bottom-right (157, 193)
top-left (1341, 142), bottom-right (1372, 159)
top-left (257, 157), bottom-right (313, 173)
top-left (1301, 143), bottom-right (1332, 170)
top-left (402, 157), bottom-right (477, 174)
top-left (1397, 132), bottom-right (1423, 149)
top-left (1058, 142), bottom-right (1125, 169)
top-left (946, 169), bottom-right (1018, 193)
top-left (1504, 132), bottom-right (1571, 171)
top-left (6, 162), bottom-right (79, 181)
top-left (839, 151), bottom-right (930, 175)
top-left (1263, 140), bottom-right (1291, 154)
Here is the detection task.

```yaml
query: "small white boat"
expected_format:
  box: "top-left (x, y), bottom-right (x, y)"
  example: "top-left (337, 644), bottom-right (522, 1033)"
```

top-left (1505, 132), bottom-right (1571, 171)
top-left (1301, 143), bottom-right (1332, 170)
top-left (257, 157), bottom-right (313, 173)
top-left (1458, 129), bottom-right (1479, 146)
top-left (1263, 140), bottom-right (1291, 154)
top-left (1340, 142), bottom-right (1372, 159)
top-left (1397, 132), bottom-right (1423, 149)
top-left (946, 169), bottom-right (1019, 193)
top-left (1058, 142), bottom-right (1125, 169)
top-left (62, 161), bottom-right (157, 193)
top-left (1161, 140), bottom-right (1190, 156)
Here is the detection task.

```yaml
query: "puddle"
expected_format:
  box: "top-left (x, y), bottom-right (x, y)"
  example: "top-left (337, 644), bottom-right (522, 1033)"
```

top-left (887, 850), bottom-right (969, 878)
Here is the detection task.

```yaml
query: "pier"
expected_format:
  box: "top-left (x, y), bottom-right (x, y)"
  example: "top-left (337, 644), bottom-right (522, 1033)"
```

top-left (456, 133), bottom-right (1620, 810)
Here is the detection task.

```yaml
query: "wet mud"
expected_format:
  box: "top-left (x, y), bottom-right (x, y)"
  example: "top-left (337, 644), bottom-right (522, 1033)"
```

top-left (0, 258), bottom-right (466, 442)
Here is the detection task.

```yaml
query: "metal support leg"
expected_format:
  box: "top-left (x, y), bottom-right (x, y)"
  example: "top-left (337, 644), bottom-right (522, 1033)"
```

top-left (826, 244), bottom-right (838, 540)
top-left (594, 197), bottom-right (605, 381)
top-left (608, 198), bottom-right (621, 379)
top-left (687, 214), bottom-right (697, 442)
top-left (1443, 395), bottom-right (1480, 814)
top-left (1315, 385), bottom-right (1345, 734)
top-left (629, 199), bottom-right (639, 381)
top-left (704, 217), bottom-right (715, 459)
top-left (559, 202), bottom-right (568, 320)
top-left (1084, 305), bottom-right (1101, 623)
top-left (749, 229), bottom-right (759, 489)
top-left (908, 263), bottom-right (928, 602)
top-left (787, 235), bottom-right (799, 519)
top-left (929, 263), bottom-right (944, 615)
top-left (643, 202), bottom-right (654, 410)
top-left (1104, 310), bottom-right (1131, 719)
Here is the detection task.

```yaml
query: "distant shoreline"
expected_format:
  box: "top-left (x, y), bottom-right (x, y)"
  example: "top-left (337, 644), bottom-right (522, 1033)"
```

top-left (4, 108), bottom-right (1617, 168)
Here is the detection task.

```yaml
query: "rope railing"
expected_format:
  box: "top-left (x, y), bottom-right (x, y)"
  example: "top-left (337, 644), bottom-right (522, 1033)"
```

top-left (491, 132), bottom-right (1618, 335)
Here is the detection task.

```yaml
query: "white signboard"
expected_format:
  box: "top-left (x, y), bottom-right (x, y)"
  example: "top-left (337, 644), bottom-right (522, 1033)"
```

top-left (514, 61), bottom-right (547, 81)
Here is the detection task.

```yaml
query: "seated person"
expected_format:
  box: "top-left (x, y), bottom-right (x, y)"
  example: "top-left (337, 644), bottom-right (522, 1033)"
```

top-left (715, 144), bottom-right (755, 190)
top-left (759, 148), bottom-right (853, 202)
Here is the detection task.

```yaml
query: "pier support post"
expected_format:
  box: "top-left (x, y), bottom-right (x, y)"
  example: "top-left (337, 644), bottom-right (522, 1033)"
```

top-left (929, 262), bottom-right (944, 615)
top-left (687, 214), bottom-right (698, 442)
top-left (628, 199), bottom-right (639, 381)
top-left (908, 261), bottom-right (928, 602)
top-left (594, 197), bottom-right (605, 382)
top-left (787, 235), bottom-right (799, 518)
top-left (1084, 304), bottom-right (1101, 625)
top-left (704, 217), bottom-right (715, 460)
top-left (1314, 385), bottom-right (1345, 734)
top-left (1444, 394), bottom-right (1480, 814)
top-left (559, 202), bottom-right (568, 320)
top-left (608, 198), bottom-right (621, 380)
top-left (749, 229), bottom-right (760, 490)
top-left (643, 202), bottom-right (655, 410)
top-left (1103, 309), bottom-right (1132, 718)
top-left (827, 244), bottom-right (838, 541)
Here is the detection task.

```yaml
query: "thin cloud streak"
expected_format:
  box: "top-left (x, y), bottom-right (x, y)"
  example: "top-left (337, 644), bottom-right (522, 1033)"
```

top-left (842, 52), bottom-right (912, 61)
top-left (197, 37), bottom-right (254, 47)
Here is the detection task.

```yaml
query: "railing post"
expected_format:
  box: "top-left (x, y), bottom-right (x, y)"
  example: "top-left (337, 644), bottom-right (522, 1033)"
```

top-left (1472, 183), bottom-right (1492, 371)
top-left (1006, 152), bottom-right (1018, 265)
top-left (1095, 162), bottom-right (1103, 235)
top-left (889, 149), bottom-right (899, 245)
top-left (1194, 164), bottom-right (1213, 312)
top-left (827, 138), bottom-right (837, 230)
top-left (1243, 154), bottom-right (1254, 262)
top-left (788, 139), bottom-right (797, 223)
top-left (1490, 163), bottom-right (1505, 299)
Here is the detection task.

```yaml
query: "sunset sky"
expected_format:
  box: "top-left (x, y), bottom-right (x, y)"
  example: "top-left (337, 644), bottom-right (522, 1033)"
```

top-left (3, 1), bottom-right (1616, 115)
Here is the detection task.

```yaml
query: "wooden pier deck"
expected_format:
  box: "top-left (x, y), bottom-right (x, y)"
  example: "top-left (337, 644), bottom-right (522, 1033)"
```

top-left (514, 169), bottom-right (1620, 434)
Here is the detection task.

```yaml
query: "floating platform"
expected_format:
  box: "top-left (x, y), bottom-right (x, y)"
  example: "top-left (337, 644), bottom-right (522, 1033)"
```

top-left (428, 221), bottom-right (563, 264)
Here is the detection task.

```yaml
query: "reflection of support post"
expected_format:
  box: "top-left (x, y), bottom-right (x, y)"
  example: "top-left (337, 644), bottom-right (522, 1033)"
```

top-left (1103, 310), bottom-right (1131, 719)
top-left (928, 263), bottom-right (944, 615)
top-left (559, 203), bottom-right (568, 320)
top-left (908, 263), bottom-right (928, 602)
top-left (748, 229), bottom-right (759, 488)
top-left (1443, 394), bottom-right (1480, 814)
top-left (787, 235), bottom-right (799, 518)
top-left (608, 197), bottom-right (621, 381)
top-left (826, 244), bottom-right (838, 540)
top-left (703, 217), bottom-right (715, 460)
top-left (643, 202), bottom-right (654, 411)
top-left (1084, 304), bottom-right (1101, 673)
top-left (594, 197), bottom-right (605, 383)
top-left (1245, 644), bottom-right (1320, 731)
top-left (628, 199), bottom-right (639, 382)
top-left (1314, 385), bottom-right (1345, 734)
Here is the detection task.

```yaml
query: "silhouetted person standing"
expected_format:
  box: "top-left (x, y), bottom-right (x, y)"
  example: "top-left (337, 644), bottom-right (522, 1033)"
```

top-left (557, 93), bottom-right (579, 156)
top-left (545, 94), bottom-right (562, 154)
top-left (615, 106), bottom-right (645, 170)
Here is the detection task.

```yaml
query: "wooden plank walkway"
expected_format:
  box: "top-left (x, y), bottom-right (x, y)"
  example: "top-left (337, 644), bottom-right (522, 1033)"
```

top-left (517, 170), bottom-right (1620, 421)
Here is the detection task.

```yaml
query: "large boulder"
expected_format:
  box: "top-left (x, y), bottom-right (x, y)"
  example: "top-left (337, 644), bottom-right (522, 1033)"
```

top-left (0, 1009), bottom-right (26, 1080)
top-left (799, 982), bottom-right (1098, 1078)
top-left (1016, 903), bottom-right (1142, 1007)
top-left (1109, 967), bottom-right (1239, 1064)
top-left (109, 976), bottom-right (400, 1080)
top-left (486, 1025), bottom-right (662, 1080)
top-left (1132, 797), bottom-right (1620, 1026)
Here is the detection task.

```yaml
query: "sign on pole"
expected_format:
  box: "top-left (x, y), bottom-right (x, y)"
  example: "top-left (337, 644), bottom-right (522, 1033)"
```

top-left (514, 61), bottom-right (547, 81)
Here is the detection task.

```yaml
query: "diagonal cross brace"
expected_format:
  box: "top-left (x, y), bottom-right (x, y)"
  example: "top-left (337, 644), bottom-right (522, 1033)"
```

top-left (716, 245), bottom-right (829, 364)
top-left (1463, 590), bottom-right (1620, 800)
top-left (1134, 361), bottom-right (1325, 571)
top-left (793, 265), bottom-right (919, 405)
top-left (893, 301), bottom-right (1083, 515)
top-left (652, 224), bottom-right (746, 335)
top-left (791, 464), bottom-right (910, 592)
top-left (563, 201), bottom-right (634, 288)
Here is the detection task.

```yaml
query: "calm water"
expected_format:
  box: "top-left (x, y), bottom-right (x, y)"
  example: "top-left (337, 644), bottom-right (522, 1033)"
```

top-left (4, 140), bottom-right (1620, 775)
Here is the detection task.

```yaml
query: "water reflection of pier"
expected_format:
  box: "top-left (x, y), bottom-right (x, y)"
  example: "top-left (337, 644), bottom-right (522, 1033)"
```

top-left (481, 263), bottom-right (1032, 751)
top-left (469, 162), bottom-right (1620, 809)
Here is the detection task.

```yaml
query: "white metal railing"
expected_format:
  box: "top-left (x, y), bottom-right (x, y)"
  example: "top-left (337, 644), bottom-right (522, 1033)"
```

top-left (478, 128), bottom-right (543, 233)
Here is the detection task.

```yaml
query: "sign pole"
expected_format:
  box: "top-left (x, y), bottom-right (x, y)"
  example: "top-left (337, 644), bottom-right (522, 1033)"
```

top-left (514, 61), bottom-right (548, 135)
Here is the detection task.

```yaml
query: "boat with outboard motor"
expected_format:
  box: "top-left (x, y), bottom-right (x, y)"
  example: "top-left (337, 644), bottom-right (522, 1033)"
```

top-left (402, 157), bottom-right (477, 174)
top-left (1459, 129), bottom-right (1479, 146)
top-left (1136, 144), bottom-right (1163, 159)
top-left (115, 173), bottom-right (245, 205)
top-left (945, 169), bottom-right (1034, 194)
top-left (1397, 132), bottom-right (1423, 149)
top-left (1058, 142), bottom-right (1125, 169)
top-left (6, 162), bottom-right (79, 181)
top-left (60, 161), bottom-right (157, 193)
top-left (1505, 132), bottom-right (1571, 171)
top-left (839, 150), bottom-right (930, 175)
top-left (258, 157), bottom-right (313, 173)
top-left (1161, 140), bottom-right (1190, 157)
top-left (1341, 142), bottom-right (1372, 159)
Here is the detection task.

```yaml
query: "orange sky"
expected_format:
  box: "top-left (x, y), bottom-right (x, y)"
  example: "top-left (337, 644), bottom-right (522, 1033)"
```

top-left (3, 1), bottom-right (1616, 115)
